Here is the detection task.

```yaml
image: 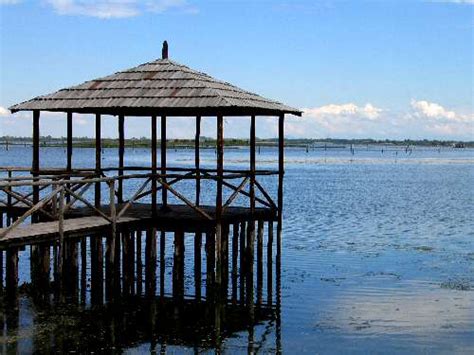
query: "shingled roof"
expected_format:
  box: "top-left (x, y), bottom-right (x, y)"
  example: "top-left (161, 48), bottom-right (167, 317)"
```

top-left (10, 47), bottom-right (301, 117)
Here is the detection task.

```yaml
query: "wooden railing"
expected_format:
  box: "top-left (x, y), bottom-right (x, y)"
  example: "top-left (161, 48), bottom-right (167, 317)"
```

top-left (0, 166), bottom-right (278, 238)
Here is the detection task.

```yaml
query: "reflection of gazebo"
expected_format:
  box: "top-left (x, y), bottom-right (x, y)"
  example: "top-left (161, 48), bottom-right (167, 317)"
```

top-left (2, 41), bottom-right (300, 294)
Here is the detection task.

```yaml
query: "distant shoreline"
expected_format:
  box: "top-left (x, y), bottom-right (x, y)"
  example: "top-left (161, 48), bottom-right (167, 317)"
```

top-left (0, 136), bottom-right (472, 148)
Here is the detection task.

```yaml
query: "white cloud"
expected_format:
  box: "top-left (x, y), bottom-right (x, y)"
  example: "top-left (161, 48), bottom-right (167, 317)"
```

top-left (45, 0), bottom-right (196, 19)
top-left (285, 100), bottom-right (473, 140)
top-left (304, 103), bottom-right (383, 121)
top-left (411, 99), bottom-right (473, 123)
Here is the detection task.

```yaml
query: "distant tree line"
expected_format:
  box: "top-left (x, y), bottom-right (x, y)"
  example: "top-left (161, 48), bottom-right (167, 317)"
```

top-left (0, 136), bottom-right (472, 148)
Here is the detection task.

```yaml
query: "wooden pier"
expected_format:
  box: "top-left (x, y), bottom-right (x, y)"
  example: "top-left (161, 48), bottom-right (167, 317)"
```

top-left (0, 42), bottom-right (298, 350)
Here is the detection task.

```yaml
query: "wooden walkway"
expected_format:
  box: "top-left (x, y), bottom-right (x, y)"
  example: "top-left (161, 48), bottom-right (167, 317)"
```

top-left (0, 203), bottom-right (276, 249)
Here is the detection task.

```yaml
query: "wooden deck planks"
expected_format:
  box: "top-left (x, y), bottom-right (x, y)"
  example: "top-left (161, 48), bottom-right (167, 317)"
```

top-left (0, 203), bottom-right (276, 249)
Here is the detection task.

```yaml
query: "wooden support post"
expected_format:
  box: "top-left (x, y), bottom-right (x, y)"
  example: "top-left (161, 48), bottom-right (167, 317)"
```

top-left (215, 114), bottom-right (224, 286)
top-left (250, 115), bottom-right (256, 214)
top-left (246, 220), bottom-right (255, 308)
top-left (257, 219), bottom-right (263, 305)
top-left (106, 180), bottom-right (117, 299)
top-left (194, 232), bottom-right (202, 300)
top-left (95, 114), bottom-right (102, 208)
top-left (91, 234), bottom-right (103, 305)
top-left (0, 249), bottom-right (3, 292)
top-left (80, 237), bottom-right (87, 304)
top-left (122, 230), bottom-right (131, 295)
top-left (277, 114), bottom-right (284, 263)
top-left (247, 115), bottom-right (256, 307)
top-left (160, 231), bottom-right (165, 296)
top-left (136, 230), bottom-right (142, 295)
top-left (129, 231), bottom-right (135, 295)
top-left (161, 115), bottom-right (167, 209)
top-left (151, 115), bottom-right (157, 217)
top-left (231, 223), bottom-right (239, 304)
top-left (118, 114), bottom-right (125, 203)
top-left (173, 230), bottom-right (185, 299)
top-left (32, 110), bottom-right (40, 223)
top-left (145, 228), bottom-right (157, 297)
top-left (205, 231), bottom-right (215, 299)
top-left (58, 187), bottom-right (65, 293)
top-left (267, 221), bottom-right (273, 304)
top-left (222, 224), bottom-right (229, 295)
top-left (239, 221), bottom-right (246, 304)
top-left (5, 248), bottom-right (18, 303)
top-left (195, 116), bottom-right (201, 206)
top-left (67, 112), bottom-right (73, 171)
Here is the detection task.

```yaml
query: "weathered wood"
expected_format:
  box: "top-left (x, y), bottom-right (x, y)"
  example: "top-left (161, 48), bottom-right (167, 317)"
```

top-left (5, 248), bottom-right (18, 301)
top-left (151, 115), bottom-right (157, 216)
top-left (222, 177), bottom-right (249, 212)
top-left (118, 114), bottom-right (125, 203)
top-left (122, 230), bottom-right (131, 295)
top-left (145, 228), bottom-right (157, 296)
top-left (32, 110), bottom-right (40, 224)
top-left (116, 178), bottom-right (150, 219)
top-left (90, 234), bottom-right (103, 305)
top-left (222, 224), bottom-right (229, 294)
top-left (80, 237), bottom-right (87, 303)
top-left (250, 115), bottom-right (256, 214)
top-left (267, 221), bottom-right (273, 304)
top-left (239, 221), bottom-right (246, 304)
top-left (257, 219), bottom-right (264, 305)
top-left (215, 114), bottom-right (224, 286)
top-left (0, 185), bottom-right (63, 238)
top-left (277, 114), bottom-right (284, 262)
top-left (159, 230), bottom-right (165, 296)
top-left (231, 223), bottom-right (239, 304)
top-left (106, 180), bottom-right (116, 296)
top-left (195, 116), bottom-right (201, 206)
top-left (159, 180), bottom-right (212, 220)
top-left (58, 187), bottom-right (65, 288)
top-left (0, 249), bottom-right (3, 291)
top-left (246, 220), bottom-right (255, 307)
top-left (173, 230), bottom-right (185, 299)
top-left (67, 112), bottom-right (73, 171)
top-left (161, 115), bottom-right (167, 208)
top-left (136, 230), bottom-right (142, 295)
top-left (194, 232), bottom-right (202, 300)
top-left (95, 113), bottom-right (101, 208)
top-left (205, 231), bottom-right (215, 298)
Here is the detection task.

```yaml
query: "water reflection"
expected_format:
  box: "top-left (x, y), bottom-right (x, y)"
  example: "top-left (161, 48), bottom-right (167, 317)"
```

top-left (0, 223), bottom-right (282, 353)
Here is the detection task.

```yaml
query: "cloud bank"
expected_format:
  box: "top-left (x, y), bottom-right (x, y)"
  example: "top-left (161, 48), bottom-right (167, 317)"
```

top-left (286, 100), bottom-right (473, 140)
top-left (1, 101), bottom-right (472, 140)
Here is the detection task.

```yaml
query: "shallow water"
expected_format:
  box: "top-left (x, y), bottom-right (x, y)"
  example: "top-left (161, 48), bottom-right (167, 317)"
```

top-left (1, 145), bottom-right (473, 353)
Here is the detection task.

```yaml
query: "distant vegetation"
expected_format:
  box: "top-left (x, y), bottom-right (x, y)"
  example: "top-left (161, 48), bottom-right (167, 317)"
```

top-left (0, 136), bottom-right (472, 148)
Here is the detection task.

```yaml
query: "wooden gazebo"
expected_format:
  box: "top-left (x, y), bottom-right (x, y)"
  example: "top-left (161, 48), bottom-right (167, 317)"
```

top-left (1, 41), bottom-right (300, 300)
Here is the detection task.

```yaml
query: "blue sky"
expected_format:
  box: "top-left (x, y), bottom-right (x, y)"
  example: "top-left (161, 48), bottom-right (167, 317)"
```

top-left (0, 0), bottom-right (472, 140)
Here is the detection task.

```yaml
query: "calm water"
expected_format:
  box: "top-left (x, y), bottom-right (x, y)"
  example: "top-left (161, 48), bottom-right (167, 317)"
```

top-left (1, 145), bottom-right (473, 353)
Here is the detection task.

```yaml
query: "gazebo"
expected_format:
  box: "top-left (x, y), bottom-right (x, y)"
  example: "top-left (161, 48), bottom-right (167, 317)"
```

top-left (1, 41), bottom-right (301, 298)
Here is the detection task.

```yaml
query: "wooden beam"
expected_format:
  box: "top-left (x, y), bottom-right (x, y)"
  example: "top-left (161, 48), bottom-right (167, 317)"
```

top-left (277, 114), bottom-right (284, 261)
top-left (250, 115), bottom-right (256, 214)
top-left (151, 115), bottom-right (157, 216)
top-left (95, 114), bottom-right (101, 208)
top-left (67, 112), bottom-right (73, 171)
top-left (195, 116), bottom-right (201, 206)
top-left (215, 114), bottom-right (224, 285)
top-left (32, 110), bottom-right (40, 223)
top-left (161, 115), bottom-right (167, 208)
top-left (118, 114), bottom-right (125, 203)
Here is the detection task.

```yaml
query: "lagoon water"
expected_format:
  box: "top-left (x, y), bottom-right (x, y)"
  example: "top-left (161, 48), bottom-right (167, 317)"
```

top-left (1, 145), bottom-right (473, 353)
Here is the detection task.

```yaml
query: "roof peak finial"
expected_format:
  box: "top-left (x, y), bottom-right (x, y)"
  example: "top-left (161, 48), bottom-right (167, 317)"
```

top-left (162, 40), bottom-right (168, 60)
